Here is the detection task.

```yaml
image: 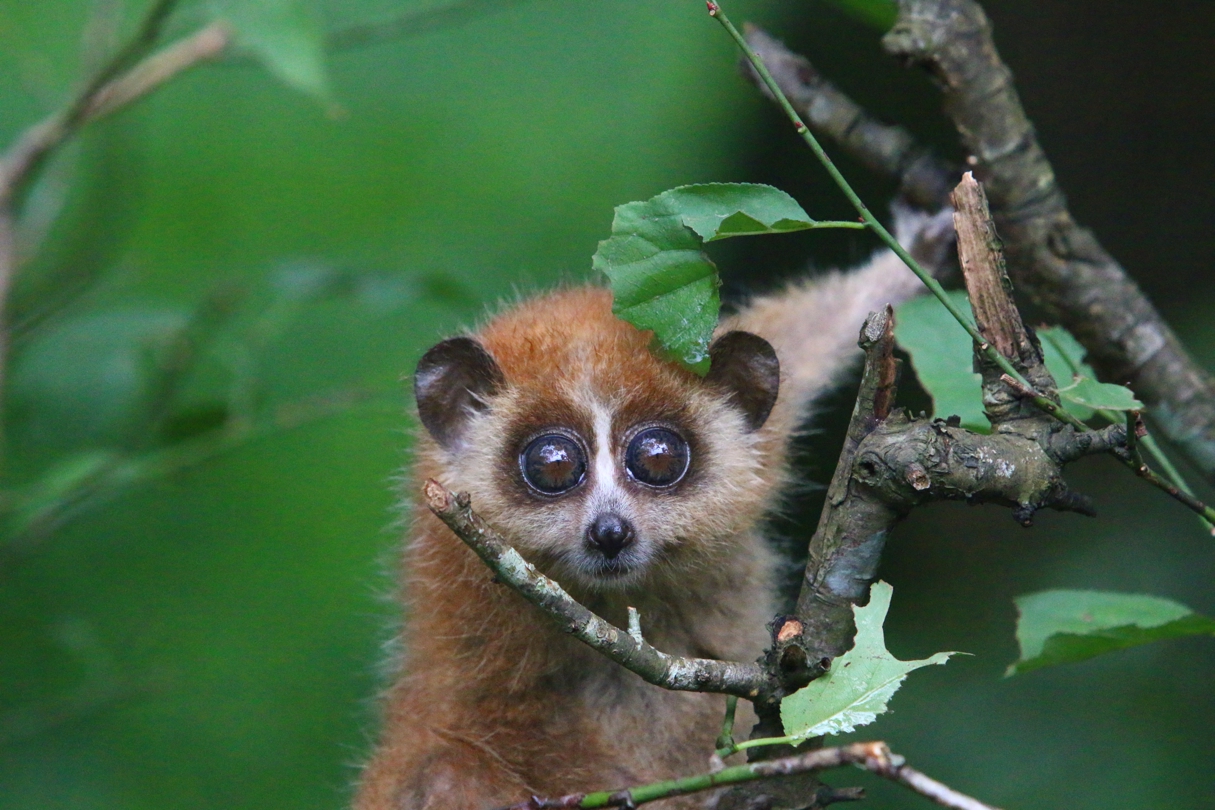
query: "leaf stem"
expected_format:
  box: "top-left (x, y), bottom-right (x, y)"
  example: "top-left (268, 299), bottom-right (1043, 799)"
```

top-left (714, 695), bottom-right (738, 753)
top-left (811, 220), bottom-right (868, 229)
top-left (707, 1), bottom-right (1083, 431)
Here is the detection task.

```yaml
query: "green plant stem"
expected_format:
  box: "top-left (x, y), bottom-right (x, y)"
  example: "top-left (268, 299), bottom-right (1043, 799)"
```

top-left (708, 1), bottom-right (1084, 432)
top-left (716, 733), bottom-right (799, 759)
top-left (810, 220), bottom-right (868, 229)
top-left (714, 695), bottom-right (738, 753)
top-left (501, 740), bottom-right (996, 810)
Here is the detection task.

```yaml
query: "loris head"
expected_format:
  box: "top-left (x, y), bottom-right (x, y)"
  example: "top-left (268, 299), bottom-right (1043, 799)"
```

top-left (413, 288), bottom-right (781, 590)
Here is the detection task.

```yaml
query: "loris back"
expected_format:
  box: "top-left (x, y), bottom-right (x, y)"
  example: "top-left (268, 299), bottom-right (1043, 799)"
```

top-left (354, 209), bottom-right (951, 810)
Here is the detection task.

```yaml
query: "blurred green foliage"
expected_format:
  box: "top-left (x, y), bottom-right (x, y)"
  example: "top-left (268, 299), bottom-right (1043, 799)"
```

top-left (1, 1), bottom-right (1213, 809)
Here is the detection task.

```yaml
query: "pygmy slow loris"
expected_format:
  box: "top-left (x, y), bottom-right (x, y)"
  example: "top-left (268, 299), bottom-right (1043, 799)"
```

top-left (354, 205), bottom-right (953, 810)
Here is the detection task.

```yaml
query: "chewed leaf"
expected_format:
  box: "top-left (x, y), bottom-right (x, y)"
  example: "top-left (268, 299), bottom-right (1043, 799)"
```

top-left (1008, 590), bottom-right (1215, 676)
top-left (780, 582), bottom-right (957, 740)
top-left (594, 184), bottom-right (852, 375)
top-left (894, 291), bottom-right (987, 431)
top-left (1057, 376), bottom-right (1144, 412)
top-left (658, 184), bottom-right (830, 241)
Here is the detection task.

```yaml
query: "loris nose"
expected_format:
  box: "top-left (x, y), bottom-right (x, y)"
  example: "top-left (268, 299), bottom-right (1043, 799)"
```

top-left (586, 513), bottom-right (635, 559)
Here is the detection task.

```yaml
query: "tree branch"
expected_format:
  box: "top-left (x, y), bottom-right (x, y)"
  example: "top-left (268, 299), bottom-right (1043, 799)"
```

top-left (742, 6), bottom-right (1215, 484)
top-left (786, 174), bottom-right (1131, 686)
top-left (422, 479), bottom-right (774, 701)
top-left (742, 25), bottom-right (954, 210)
top-left (495, 740), bottom-right (999, 810)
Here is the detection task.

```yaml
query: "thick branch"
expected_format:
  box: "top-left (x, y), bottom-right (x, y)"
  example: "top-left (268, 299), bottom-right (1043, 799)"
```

top-left (423, 479), bottom-right (773, 701)
top-left (789, 176), bottom-right (1128, 678)
top-left (497, 740), bottom-right (999, 810)
top-left (791, 308), bottom-right (903, 671)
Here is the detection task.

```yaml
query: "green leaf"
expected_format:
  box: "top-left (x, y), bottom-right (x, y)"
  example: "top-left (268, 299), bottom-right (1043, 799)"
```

top-left (1039, 326), bottom-right (1096, 421)
top-left (1008, 590), bottom-right (1215, 676)
top-left (1038, 325), bottom-right (1144, 415)
top-left (211, 0), bottom-right (332, 101)
top-left (1056, 376), bottom-right (1144, 412)
top-left (780, 581), bottom-right (956, 740)
top-left (894, 291), bottom-right (987, 431)
top-left (593, 184), bottom-right (843, 375)
top-left (656, 184), bottom-right (830, 241)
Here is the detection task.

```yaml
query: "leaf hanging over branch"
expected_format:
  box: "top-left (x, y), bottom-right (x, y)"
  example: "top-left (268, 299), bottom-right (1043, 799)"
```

top-left (593, 183), bottom-right (860, 375)
top-left (780, 581), bottom-right (956, 740)
top-left (1007, 590), bottom-right (1215, 676)
top-left (894, 291), bottom-right (986, 430)
top-left (896, 294), bottom-right (1141, 428)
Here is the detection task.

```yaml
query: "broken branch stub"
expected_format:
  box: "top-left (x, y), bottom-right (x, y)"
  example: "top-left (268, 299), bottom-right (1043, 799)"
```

top-left (787, 175), bottom-right (1126, 698)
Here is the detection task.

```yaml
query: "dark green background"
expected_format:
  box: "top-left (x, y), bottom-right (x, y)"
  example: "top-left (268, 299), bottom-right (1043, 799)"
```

top-left (2, 1), bottom-right (1212, 808)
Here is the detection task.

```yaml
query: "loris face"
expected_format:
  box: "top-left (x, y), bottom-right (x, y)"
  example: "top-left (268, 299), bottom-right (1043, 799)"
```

top-left (413, 288), bottom-right (780, 591)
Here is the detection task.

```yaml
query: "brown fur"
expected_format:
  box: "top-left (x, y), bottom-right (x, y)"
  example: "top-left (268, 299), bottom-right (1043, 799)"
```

top-left (354, 211), bottom-right (947, 809)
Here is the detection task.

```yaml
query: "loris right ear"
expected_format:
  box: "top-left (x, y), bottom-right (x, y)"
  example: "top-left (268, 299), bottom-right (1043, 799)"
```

top-left (414, 337), bottom-right (505, 449)
top-left (705, 331), bottom-right (780, 431)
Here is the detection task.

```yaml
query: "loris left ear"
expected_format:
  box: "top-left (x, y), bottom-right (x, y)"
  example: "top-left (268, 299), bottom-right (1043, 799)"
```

top-left (414, 337), bottom-right (505, 449)
top-left (705, 331), bottom-right (780, 431)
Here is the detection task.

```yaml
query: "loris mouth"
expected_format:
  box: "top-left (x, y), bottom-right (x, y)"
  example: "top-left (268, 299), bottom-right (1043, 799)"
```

top-left (576, 551), bottom-right (647, 586)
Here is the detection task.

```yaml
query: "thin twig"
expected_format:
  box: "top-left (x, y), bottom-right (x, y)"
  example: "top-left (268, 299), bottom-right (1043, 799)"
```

top-left (423, 479), bottom-right (772, 700)
top-left (495, 741), bottom-right (1000, 810)
top-left (82, 23), bottom-right (231, 121)
top-left (0, 21), bottom-right (230, 206)
top-left (1039, 328), bottom-right (1213, 533)
top-left (714, 694), bottom-right (738, 755)
top-left (742, 25), bottom-right (954, 209)
top-left (1115, 411), bottom-right (1215, 527)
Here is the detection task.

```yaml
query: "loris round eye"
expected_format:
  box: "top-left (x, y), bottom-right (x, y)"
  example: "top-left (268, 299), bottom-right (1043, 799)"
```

top-left (520, 434), bottom-right (587, 494)
top-left (625, 428), bottom-right (689, 488)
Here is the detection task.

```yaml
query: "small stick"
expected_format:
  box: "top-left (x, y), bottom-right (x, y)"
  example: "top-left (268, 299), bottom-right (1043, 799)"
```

top-left (496, 740), bottom-right (1000, 810)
